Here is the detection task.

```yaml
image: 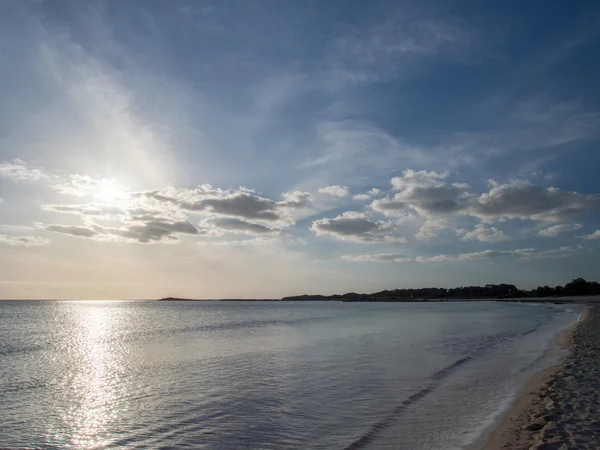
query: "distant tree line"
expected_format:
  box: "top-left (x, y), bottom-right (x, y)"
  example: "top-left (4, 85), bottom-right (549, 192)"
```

top-left (281, 278), bottom-right (600, 302)
top-left (523, 278), bottom-right (600, 298)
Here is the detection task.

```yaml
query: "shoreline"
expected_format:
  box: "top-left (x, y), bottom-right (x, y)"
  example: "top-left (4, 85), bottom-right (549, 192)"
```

top-left (475, 307), bottom-right (596, 449)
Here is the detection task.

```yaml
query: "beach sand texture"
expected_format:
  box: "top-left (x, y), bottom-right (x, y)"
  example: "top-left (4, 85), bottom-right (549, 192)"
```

top-left (483, 306), bottom-right (600, 449)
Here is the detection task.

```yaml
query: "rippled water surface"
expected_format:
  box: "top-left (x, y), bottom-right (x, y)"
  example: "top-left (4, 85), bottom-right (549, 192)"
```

top-left (0, 300), bottom-right (578, 449)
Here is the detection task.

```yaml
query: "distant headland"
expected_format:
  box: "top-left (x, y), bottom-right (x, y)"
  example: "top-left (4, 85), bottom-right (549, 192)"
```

top-left (159, 278), bottom-right (600, 302)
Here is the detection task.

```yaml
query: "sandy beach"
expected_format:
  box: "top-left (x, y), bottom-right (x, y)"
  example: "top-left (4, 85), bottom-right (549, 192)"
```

top-left (481, 306), bottom-right (600, 449)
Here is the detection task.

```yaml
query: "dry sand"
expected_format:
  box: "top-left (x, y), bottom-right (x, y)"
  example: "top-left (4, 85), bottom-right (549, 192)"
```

top-left (480, 307), bottom-right (600, 450)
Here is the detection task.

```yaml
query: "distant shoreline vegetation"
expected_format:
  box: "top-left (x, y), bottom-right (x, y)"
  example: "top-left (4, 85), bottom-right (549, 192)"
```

top-left (159, 278), bottom-right (600, 302)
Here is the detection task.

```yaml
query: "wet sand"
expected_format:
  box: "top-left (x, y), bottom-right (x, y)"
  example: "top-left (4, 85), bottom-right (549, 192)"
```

top-left (481, 307), bottom-right (600, 449)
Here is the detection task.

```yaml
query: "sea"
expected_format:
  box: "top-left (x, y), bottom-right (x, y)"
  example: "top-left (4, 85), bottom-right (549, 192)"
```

top-left (0, 300), bottom-right (581, 449)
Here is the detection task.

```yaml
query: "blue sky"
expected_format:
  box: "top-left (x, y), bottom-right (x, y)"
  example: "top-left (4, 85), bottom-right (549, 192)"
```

top-left (1, 0), bottom-right (599, 299)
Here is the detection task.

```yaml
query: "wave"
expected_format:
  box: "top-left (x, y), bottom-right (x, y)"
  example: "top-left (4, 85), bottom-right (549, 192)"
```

top-left (342, 354), bottom-right (477, 449)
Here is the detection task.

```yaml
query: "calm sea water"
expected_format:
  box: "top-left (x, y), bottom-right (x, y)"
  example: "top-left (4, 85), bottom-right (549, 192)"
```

top-left (0, 300), bottom-right (579, 449)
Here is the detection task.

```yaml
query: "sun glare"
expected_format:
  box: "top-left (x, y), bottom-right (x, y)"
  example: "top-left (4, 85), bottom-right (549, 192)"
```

top-left (93, 179), bottom-right (126, 204)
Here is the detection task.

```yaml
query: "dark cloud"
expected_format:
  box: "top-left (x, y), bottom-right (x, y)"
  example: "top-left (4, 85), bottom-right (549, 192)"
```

top-left (471, 181), bottom-right (600, 221)
top-left (41, 185), bottom-right (312, 243)
top-left (46, 224), bottom-right (99, 238)
top-left (211, 218), bottom-right (279, 235)
top-left (372, 170), bottom-right (470, 218)
top-left (311, 212), bottom-right (404, 243)
top-left (182, 193), bottom-right (281, 221)
top-left (107, 220), bottom-right (199, 243)
top-left (127, 207), bottom-right (184, 222)
top-left (373, 175), bottom-right (599, 223)
top-left (372, 185), bottom-right (468, 216)
top-left (45, 220), bottom-right (200, 243)
top-left (140, 191), bottom-right (180, 204)
top-left (134, 186), bottom-right (314, 223)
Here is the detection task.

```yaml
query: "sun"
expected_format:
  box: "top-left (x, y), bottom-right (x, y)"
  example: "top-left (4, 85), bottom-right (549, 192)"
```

top-left (93, 179), bottom-right (126, 204)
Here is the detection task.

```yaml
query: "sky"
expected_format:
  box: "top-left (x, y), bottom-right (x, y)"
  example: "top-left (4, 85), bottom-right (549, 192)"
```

top-left (1, 0), bottom-right (599, 299)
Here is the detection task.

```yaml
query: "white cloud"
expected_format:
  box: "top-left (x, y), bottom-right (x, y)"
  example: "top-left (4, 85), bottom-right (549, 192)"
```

top-left (452, 183), bottom-right (471, 190)
top-left (0, 234), bottom-right (49, 247)
top-left (345, 246), bottom-right (575, 263)
top-left (391, 169), bottom-right (448, 189)
top-left (415, 218), bottom-right (449, 240)
top-left (52, 176), bottom-right (127, 203)
top-left (136, 186), bottom-right (314, 225)
top-left (0, 162), bottom-right (132, 208)
top-left (197, 236), bottom-right (277, 247)
top-left (519, 246), bottom-right (575, 261)
top-left (372, 169), bottom-right (471, 218)
top-left (343, 253), bottom-right (411, 263)
top-left (0, 160), bottom-right (47, 182)
top-left (579, 230), bottom-right (600, 240)
top-left (311, 211), bottom-right (405, 243)
top-left (457, 224), bottom-right (508, 242)
top-left (372, 174), bottom-right (600, 224)
top-left (318, 185), bottom-right (350, 197)
top-left (0, 160), bottom-right (132, 207)
top-left (279, 191), bottom-right (313, 209)
top-left (353, 188), bottom-right (381, 201)
top-left (415, 249), bottom-right (528, 262)
top-left (42, 204), bottom-right (125, 218)
top-left (538, 223), bottom-right (583, 237)
top-left (38, 182), bottom-right (318, 244)
top-left (40, 182), bottom-right (318, 243)
top-left (5, 160), bottom-right (600, 250)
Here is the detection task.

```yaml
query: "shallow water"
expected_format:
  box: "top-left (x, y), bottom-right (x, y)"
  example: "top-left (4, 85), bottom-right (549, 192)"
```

top-left (0, 300), bottom-right (578, 449)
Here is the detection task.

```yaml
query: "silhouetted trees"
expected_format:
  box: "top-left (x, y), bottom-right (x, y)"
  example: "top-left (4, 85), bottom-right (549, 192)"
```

top-left (282, 278), bottom-right (600, 301)
top-left (518, 278), bottom-right (600, 298)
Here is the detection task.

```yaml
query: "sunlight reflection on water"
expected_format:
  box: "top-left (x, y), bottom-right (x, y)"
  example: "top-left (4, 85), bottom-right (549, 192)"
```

top-left (52, 302), bottom-right (129, 448)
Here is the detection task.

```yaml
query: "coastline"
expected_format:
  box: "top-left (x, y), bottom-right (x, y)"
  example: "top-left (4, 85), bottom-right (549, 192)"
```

top-left (154, 295), bottom-right (600, 303)
top-left (475, 307), bottom-right (597, 450)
